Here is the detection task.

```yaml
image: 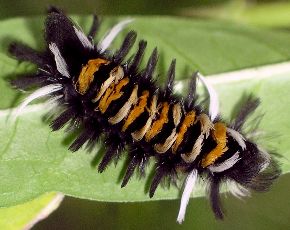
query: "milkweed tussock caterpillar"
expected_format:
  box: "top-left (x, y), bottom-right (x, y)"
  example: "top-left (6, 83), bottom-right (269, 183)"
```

top-left (8, 7), bottom-right (280, 223)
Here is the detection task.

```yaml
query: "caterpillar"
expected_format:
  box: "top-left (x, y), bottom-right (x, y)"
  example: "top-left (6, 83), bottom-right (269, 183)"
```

top-left (8, 7), bottom-right (280, 223)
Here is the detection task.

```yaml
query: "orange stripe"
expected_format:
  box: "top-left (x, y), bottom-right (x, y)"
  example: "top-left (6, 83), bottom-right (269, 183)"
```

top-left (98, 77), bottom-right (129, 113)
top-left (201, 122), bottom-right (228, 167)
top-left (122, 90), bottom-right (150, 132)
top-left (92, 65), bottom-right (124, 103)
top-left (172, 111), bottom-right (196, 153)
top-left (76, 58), bottom-right (109, 95)
top-left (145, 102), bottom-right (169, 141)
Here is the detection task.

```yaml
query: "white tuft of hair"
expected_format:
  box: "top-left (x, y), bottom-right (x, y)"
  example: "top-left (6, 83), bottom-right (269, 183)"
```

top-left (98, 18), bottom-right (134, 53)
top-left (177, 169), bottom-right (198, 224)
top-left (197, 73), bottom-right (219, 121)
top-left (226, 180), bottom-right (250, 199)
top-left (74, 26), bottom-right (94, 50)
top-left (49, 43), bottom-right (70, 78)
top-left (227, 128), bottom-right (247, 150)
top-left (12, 84), bottom-right (63, 120)
top-left (258, 147), bottom-right (271, 172)
top-left (208, 151), bottom-right (240, 173)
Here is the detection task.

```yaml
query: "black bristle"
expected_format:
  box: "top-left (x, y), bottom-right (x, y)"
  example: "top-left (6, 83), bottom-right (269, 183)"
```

top-left (9, 42), bottom-right (46, 66)
top-left (47, 5), bottom-right (63, 14)
top-left (86, 130), bottom-right (101, 151)
top-left (69, 132), bottom-right (89, 152)
top-left (98, 146), bottom-right (117, 173)
top-left (10, 74), bottom-right (47, 90)
top-left (121, 155), bottom-right (139, 187)
top-left (69, 128), bottom-right (93, 152)
top-left (98, 133), bottom-right (125, 172)
top-left (69, 120), bottom-right (102, 152)
top-left (209, 178), bottom-right (224, 220)
top-left (232, 95), bottom-right (260, 131)
top-left (88, 14), bottom-right (99, 39)
top-left (149, 167), bottom-right (164, 198)
top-left (143, 48), bottom-right (158, 79)
top-left (128, 40), bottom-right (147, 73)
top-left (121, 147), bottom-right (150, 187)
top-left (164, 59), bottom-right (176, 97)
top-left (186, 71), bottom-right (198, 108)
top-left (113, 31), bottom-right (137, 63)
top-left (149, 158), bottom-right (177, 198)
top-left (50, 109), bottom-right (75, 131)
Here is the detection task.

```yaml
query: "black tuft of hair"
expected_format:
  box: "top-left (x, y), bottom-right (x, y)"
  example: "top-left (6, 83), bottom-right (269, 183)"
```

top-left (128, 40), bottom-right (147, 74)
top-left (209, 178), bottom-right (224, 219)
top-left (50, 108), bottom-right (76, 131)
top-left (69, 119), bottom-right (102, 152)
top-left (231, 95), bottom-right (260, 131)
top-left (143, 48), bottom-right (158, 79)
top-left (149, 156), bottom-right (178, 198)
top-left (47, 5), bottom-right (64, 14)
top-left (9, 42), bottom-right (46, 66)
top-left (185, 71), bottom-right (199, 109)
top-left (98, 133), bottom-right (126, 173)
top-left (88, 14), bottom-right (100, 39)
top-left (164, 59), bottom-right (176, 97)
top-left (121, 146), bottom-right (150, 187)
top-left (113, 31), bottom-right (137, 64)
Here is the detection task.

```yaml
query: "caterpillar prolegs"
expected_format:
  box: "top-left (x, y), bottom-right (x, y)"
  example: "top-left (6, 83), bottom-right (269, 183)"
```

top-left (9, 7), bottom-right (280, 223)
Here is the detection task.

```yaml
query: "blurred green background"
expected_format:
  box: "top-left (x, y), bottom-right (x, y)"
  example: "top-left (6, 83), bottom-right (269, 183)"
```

top-left (0, 0), bottom-right (230, 18)
top-left (1, 0), bottom-right (290, 28)
top-left (1, 0), bottom-right (290, 229)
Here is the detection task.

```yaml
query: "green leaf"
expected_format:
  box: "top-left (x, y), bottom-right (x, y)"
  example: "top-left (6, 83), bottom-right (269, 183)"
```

top-left (0, 193), bottom-right (63, 230)
top-left (0, 16), bottom-right (290, 207)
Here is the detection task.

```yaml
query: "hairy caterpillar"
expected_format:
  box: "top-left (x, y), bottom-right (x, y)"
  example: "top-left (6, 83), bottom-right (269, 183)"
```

top-left (8, 7), bottom-right (280, 223)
